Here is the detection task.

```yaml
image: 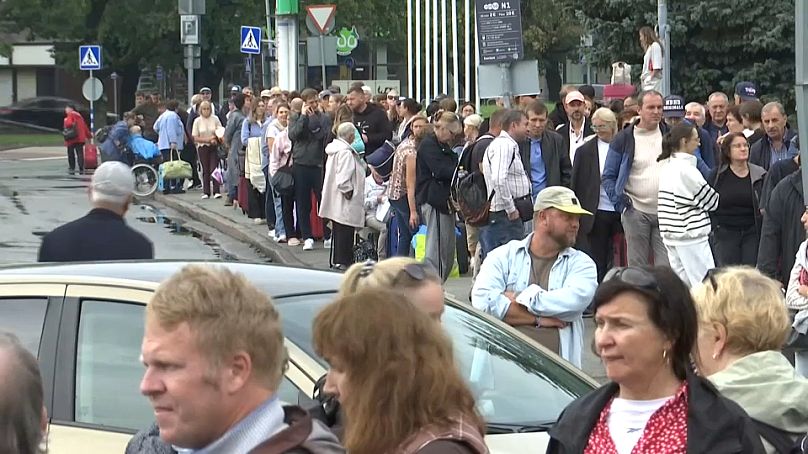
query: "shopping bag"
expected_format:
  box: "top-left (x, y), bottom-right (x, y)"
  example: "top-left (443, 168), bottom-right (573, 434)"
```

top-left (161, 151), bottom-right (193, 180)
top-left (411, 225), bottom-right (460, 278)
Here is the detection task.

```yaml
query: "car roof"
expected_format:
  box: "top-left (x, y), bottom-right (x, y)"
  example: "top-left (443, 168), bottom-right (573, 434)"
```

top-left (0, 260), bottom-right (343, 298)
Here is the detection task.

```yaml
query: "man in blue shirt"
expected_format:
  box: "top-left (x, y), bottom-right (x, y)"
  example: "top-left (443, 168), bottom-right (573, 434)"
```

top-left (523, 101), bottom-right (572, 199)
top-left (472, 186), bottom-right (597, 368)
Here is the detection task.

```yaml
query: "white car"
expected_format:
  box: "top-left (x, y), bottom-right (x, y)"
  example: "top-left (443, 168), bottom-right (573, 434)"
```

top-left (0, 261), bottom-right (597, 453)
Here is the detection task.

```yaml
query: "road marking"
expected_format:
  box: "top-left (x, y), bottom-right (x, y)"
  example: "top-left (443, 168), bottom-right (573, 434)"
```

top-left (18, 157), bottom-right (64, 161)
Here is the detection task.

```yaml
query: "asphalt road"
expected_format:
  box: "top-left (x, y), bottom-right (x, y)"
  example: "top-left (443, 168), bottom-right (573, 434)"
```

top-left (0, 146), bottom-right (607, 383)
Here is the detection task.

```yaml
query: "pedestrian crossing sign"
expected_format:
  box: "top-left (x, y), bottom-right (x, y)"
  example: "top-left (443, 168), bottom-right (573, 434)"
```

top-left (79, 45), bottom-right (102, 70)
top-left (240, 26), bottom-right (262, 54)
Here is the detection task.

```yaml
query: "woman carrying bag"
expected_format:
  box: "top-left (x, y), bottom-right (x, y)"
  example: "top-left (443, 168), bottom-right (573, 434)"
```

top-left (191, 100), bottom-right (223, 199)
top-left (62, 104), bottom-right (91, 174)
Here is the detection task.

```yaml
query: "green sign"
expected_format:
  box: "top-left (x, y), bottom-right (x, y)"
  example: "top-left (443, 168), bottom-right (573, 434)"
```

top-left (276, 0), bottom-right (299, 15)
top-left (336, 26), bottom-right (359, 56)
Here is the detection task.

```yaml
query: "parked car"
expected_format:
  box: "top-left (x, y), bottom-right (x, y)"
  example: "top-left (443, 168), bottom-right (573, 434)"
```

top-left (0, 261), bottom-right (596, 453)
top-left (0, 97), bottom-right (117, 130)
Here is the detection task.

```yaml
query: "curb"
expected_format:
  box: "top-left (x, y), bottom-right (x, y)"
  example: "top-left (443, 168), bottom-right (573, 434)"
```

top-left (153, 193), bottom-right (309, 267)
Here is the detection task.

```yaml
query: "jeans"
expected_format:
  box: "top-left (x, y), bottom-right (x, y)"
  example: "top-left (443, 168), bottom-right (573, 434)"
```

top-left (389, 197), bottom-right (415, 256)
top-left (621, 206), bottom-right (670, 267)
top-left (420, 204), bottom-right (456, 283)
top-left (712, 225), bottom-right (759, 267)
top-left (480, 211), bottom-right (525, 259)
top-left (66, 143), bottom-right (84, 171)
top-left (293, 164), bottom-right (324, 240)
top-left (262, 167), bottom-right (276, 227)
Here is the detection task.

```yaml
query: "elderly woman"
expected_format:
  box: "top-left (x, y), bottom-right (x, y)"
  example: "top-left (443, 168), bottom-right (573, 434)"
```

top-left (462, 114), bottom-right (483, 149)
top-left (571, 108), bottom-right (623, 282)
top-left (313, 289), bottom-right (488, 454)
top-left (222, 93), bottom-right (248, 207)
top-left (319, 122), bottom-right (367, 270)
top-left (693, 266), bottom-right (808, 453)
top-left (191, 100), bottom-right (223, 199)
top-left (547, 266), bottom-right (764, 453)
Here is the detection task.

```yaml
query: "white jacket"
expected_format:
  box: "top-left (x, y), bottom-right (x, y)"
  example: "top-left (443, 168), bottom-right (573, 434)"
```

top-left (786, 240), bottom-right (808, 311)
top-left (657, 152), bottom-right (719, 245)
top-left (319, 138), bottom-right (366, 228)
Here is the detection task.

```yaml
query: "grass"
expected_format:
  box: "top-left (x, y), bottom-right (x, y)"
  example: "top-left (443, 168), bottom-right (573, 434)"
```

top-left (0, 134), bottom-right (64, 150)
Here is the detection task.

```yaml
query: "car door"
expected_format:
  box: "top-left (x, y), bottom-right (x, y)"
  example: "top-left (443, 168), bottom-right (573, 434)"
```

top-left (48, 283), bottom-right (324, 454)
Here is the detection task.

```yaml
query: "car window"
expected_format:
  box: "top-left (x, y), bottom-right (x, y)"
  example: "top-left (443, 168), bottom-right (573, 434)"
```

top-left (75, 299), bottom-right (152, 430)
top-left (276, 294), bottom-right (592, 426)
top-left (0, 297), bottom-right (48, 356)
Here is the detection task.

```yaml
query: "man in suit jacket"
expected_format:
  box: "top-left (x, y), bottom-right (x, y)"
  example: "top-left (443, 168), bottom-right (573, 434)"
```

top-left (520, 100), bottom-right (572, 202)
top-left (38, 162), bottom-right (154, 262)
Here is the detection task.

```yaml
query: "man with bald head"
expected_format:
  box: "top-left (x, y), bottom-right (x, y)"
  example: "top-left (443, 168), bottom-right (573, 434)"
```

top-left (750, 102), bottom-right (797, 171)
top-left (0, 332), bottom-right (48, 454)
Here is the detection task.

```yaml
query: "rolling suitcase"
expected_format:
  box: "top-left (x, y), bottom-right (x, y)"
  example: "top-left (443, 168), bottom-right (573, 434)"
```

top-left (310, 193), bottom-right (325, 240)
top-left (83, 143), bottom-right (98, 171)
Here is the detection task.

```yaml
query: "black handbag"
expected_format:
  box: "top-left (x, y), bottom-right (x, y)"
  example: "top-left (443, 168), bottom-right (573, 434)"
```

top-left (62, 124), bottom-right (78, 140)
top-left (270, 153), bottom-right (295, 196)
top-left (216, 143), bottom-right (228, 160)
top-left (513, 194), bottom-right (534, 222)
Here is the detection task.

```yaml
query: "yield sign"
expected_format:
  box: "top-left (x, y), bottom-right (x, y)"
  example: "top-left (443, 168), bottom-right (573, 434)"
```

top-left (306, 4), bottom-right (337, 35)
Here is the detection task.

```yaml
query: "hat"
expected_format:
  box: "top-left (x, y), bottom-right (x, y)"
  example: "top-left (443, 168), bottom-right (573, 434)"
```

top-left (199, 87), bottom-right (212, 93)
top-left (361, 85), bottom-right (372, 95)
top-left (318, 89), bottom-right (332, 100)
top-left (91, 162), bottom-right (135, 199)
top-left (735, 81), bottom-right (758, 101)
top-left (663, 95), bottom-right (685, 118)
top-left (260, 89), bottom-right (272, 98)
top-left (565, 91), bottom-right (585, 105)
top-left (230, 85), bottom-right (242, 92)
top-left (463, 114), bottom-right (483, 128)
top-left (534, 186), bottom-right (592, 215)
top-left (269, 86), bottom-right (283, 96)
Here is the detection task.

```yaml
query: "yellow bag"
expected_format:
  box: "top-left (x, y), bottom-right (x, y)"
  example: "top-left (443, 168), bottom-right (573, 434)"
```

top-left (412, 227), bottom-right (460, 278)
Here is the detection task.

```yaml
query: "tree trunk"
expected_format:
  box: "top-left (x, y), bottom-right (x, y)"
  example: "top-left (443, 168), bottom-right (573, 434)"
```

top-left (119, 63), bottom-right (142, 113)
top-left (544, 56), bottom-right (563, 102)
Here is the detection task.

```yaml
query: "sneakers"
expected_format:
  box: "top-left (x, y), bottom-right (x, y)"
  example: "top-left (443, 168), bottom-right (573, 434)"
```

top-left (303, 238), bottom-right (314, 250)
top-left (224, 197), bottom-right (234, 207)
top-left (323, 239), bottom-right (332, 249)
top-left (253, 218), bottom-right (264, 225)
top-left (213, 193), bottom-right (222, 199)
top-left (275, 235), bottom-right (287, 243)
top-left (201, 194), bottom-right (209, 200)
top-left (288, 238), bottom-right (301, 246)
top-left (268, 229), bottom-right (276, 239)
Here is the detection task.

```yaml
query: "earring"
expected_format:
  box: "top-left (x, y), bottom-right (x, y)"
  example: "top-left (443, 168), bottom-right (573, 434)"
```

top-left (711, 353), bottom-right (717, 360)
top-left (662, 350), bottom-right (668, 361)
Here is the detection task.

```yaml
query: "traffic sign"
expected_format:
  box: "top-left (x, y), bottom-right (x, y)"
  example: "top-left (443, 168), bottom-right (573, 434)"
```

top-left (82, 77), bottom-right (104, 102)
top-left (240, 26), bottom-right (262, 54)
top-left (474, 0), bottom-right (523, 64)
top-left (180, 15), bottom-right (200, 45)
top-left (156, 66), bottom-right (164, 81)
top-left (79, 45), bottom-right (102, 70)
top-left (306, 4), bottom-right (337, 35)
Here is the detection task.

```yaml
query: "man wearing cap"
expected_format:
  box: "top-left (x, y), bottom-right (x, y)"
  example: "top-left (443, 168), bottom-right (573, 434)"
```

top-left (705, 92), bottom-right (729, 143)
top-left (735, 81), bottom-right (759, 105)
top-left (663, 95), bottom-right (715, 174)
top-left (318, 89), bottom-right (332, 116)
top-left (602, 89), bottom-right (671, 268)
top-left (554, 90), bottom-right (593, 165)
top-left (38, 161), bottom-right (154, 262)
top-left (549, 84), bottom-right (577, 130)
top-left (472, 186), bottom-right (597, 368)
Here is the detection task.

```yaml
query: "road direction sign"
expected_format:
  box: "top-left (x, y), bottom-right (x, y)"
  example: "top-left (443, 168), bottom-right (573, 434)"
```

top-left (474, 0), bottom-right (523, 64)
top-left (79, 45), bottom-right (102, 70)
top-left (306, 4), bottom-right (337, 35)
top-left (240, 26), bottom-right (262, 54)
top-left (82, 77), bottom-right (103, 102)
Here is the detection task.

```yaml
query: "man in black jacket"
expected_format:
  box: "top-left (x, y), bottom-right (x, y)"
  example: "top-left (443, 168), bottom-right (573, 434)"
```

top-left (548, 84), bottom-right (577, 130)
top-left (749, 102), bottom-right (797, 171)
top-left (38, 162), bottom-right (154, 262)
top-left (554, 90), bottom-right (594, 166)
top-left (522, 100), bottom-right (572, 197)
top-left (416, 113), bottom-right (460, 282)
top-left (346, 86), bottom-right (392, 153)
top-left (288, 88), bottom-right (331, 251)
top-left (757, 169), bottom-right (805, 286)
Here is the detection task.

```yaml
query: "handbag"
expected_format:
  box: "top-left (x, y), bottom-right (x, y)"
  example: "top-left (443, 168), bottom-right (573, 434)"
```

top-left (513, 194), bottom-right (534, 222)
top-left (160, 150), bottom-right (193, 180)
top-left (62, 124), bottom-right (78, 141)
top-left (270, 153), bottom-right (295, 196)
top-left (216, 142), bottom-right (228, 160)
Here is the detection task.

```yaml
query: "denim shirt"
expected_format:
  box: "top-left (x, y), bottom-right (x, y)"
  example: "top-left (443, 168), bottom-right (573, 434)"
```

top-left (471, 234), bottom-right (598, 368)
top-left (175, 395), bottom-right (285, 454)
top-left (154, 110), bottom-right (185, 151)
top-left (530, 137), bottom-right (547, 198)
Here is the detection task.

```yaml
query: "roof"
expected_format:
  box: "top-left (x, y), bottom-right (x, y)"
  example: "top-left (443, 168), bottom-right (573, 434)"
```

top-left (0, 261), bottom-right (343, 298)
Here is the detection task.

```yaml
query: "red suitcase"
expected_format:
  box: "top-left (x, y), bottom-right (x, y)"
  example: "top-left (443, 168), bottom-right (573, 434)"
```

top-left (83, 143), bottom-right (98, 171)
top-left (309, 192), bottom-right (325, 240)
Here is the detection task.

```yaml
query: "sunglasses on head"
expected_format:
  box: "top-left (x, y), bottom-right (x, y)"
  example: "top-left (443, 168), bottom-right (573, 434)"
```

top-left (604, 267), bottom-right (662, 293)
top-left (353, 260), bottom-right (430, 291)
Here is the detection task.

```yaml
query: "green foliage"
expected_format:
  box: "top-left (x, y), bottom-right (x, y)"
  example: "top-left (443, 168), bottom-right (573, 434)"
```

top-left (567, 0), bottom-right (796, 109)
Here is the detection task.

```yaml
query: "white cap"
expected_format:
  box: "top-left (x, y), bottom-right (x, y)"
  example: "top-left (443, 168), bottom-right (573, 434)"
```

top-left (91, 161), bottom-right (135, 200)
top-left (361, 85), bottom-right (372, 95)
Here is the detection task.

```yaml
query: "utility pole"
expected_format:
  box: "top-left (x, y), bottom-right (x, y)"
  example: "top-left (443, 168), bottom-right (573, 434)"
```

top-left (796, 0), bottom-right (808, 205)
top-left (658, 0), bottom-right (671, 96)
top-left (264, 0), bottom-right (274, 88)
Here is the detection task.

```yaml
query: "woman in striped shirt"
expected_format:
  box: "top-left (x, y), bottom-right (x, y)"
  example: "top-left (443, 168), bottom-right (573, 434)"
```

top-left (657, 123), bottom-right (720, 287)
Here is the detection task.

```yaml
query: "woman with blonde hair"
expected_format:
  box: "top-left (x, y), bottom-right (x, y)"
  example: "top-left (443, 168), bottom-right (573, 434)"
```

top-left (313, 288), bottom-right (488, 454)
top-left (339, 257), bottom-right (445, 320)
top-left (191, 100), bottom-right (223, 199)
top-left (693, 266), bottom-right (808, 452)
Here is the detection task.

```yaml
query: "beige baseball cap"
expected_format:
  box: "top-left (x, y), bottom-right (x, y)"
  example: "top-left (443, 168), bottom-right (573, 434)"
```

top-left (534, 186), bottom-right (592, 215)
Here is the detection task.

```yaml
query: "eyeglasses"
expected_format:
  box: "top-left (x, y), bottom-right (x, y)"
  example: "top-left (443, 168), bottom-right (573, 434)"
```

top-left (353, 260), bottom-right (431, 291)
top-left (591, 124), bottom-right (611, 131)
top-left (604, 267), bottom-right (662, 293)
top-left (387, 95), bottom-right (398, 100)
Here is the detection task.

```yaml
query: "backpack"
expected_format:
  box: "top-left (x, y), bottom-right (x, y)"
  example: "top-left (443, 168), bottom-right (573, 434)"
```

top-left (95, 125), bottom-right (113, 144)
top-left (450, 134), bottom-right (500, 227)
top-left (753, 419), bottom-right (803, 454)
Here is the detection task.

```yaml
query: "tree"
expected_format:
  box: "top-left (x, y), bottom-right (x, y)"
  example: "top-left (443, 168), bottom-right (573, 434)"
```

top-left (566, 0), bottom-right (796, 109)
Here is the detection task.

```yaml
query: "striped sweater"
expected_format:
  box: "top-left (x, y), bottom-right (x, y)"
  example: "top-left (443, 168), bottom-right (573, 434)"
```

top-left (657, 152), bottom-right (719, 244)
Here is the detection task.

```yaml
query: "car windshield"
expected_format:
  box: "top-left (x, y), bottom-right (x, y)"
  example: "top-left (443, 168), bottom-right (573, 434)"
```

top-left (276, 293), bottom-right (593, 427)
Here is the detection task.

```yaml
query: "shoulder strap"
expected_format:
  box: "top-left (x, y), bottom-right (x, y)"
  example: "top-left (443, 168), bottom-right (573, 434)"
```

top-left (752, 419), bottom-right (797, 454)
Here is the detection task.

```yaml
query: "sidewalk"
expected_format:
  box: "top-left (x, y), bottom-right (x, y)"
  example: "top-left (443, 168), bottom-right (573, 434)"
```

top-left (153, 190), bottom-right (476, 300)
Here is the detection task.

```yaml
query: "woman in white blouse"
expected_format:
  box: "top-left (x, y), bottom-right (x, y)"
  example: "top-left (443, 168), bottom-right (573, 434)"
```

top-left (191, 101), bottom-right (223, 199)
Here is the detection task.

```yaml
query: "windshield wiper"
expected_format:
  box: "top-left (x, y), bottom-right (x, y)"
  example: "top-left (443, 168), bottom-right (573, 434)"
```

top-left (486, 421), bottom-right (556, 434)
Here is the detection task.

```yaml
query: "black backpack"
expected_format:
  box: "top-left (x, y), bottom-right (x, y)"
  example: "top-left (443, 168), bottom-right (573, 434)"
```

top-left (753, 419), bottom-right (804, 453)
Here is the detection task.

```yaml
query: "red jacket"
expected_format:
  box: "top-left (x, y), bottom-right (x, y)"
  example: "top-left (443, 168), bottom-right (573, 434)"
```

top-left (63, 110), bottom-right (91, 146)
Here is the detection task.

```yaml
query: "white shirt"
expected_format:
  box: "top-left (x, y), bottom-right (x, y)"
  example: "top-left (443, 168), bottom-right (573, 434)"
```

top-left (607, 395), bottom-right (671, 454)
top-left (569, 125), bottom-right (587, 164)
top-left (641, 42), bottom-right (663, 91)
top-left (597, 139), bottom-right (616, 212)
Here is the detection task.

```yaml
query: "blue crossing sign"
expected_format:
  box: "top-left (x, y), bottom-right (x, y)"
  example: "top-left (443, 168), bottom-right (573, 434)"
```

top-left (240, 26), bottom-right (262, 54)
top-left (79, 45), bottom-right (102, 71)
